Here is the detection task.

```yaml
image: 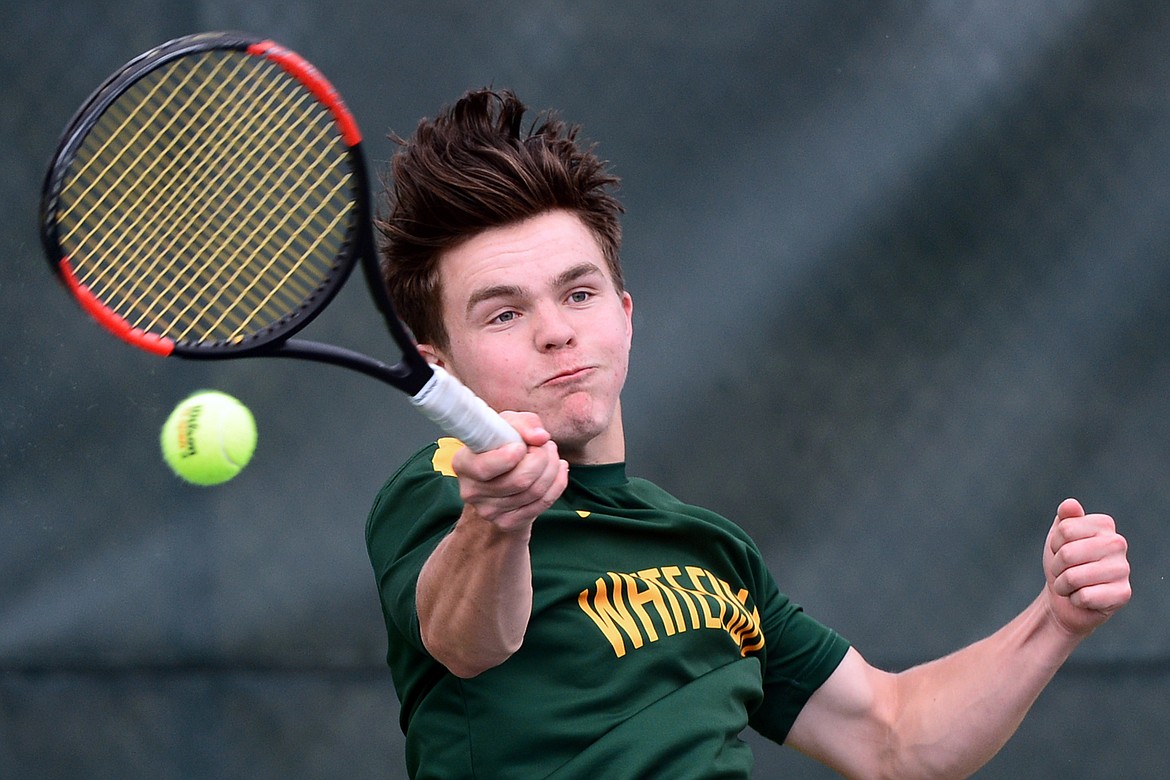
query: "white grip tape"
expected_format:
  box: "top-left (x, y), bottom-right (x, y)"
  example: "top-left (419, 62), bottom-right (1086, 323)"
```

top-left (410, 365), bottom-right (522, 452)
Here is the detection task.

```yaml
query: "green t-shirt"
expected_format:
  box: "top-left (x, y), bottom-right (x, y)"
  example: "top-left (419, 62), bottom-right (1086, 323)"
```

top-left (366, 439), bottom-right (849, 779)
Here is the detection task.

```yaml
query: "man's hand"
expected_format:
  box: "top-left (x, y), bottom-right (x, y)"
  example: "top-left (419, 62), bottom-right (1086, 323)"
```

top-left (451, 411), bottom-right (569, 532)
top-left (1043, 498), bottom-right (1131, 637)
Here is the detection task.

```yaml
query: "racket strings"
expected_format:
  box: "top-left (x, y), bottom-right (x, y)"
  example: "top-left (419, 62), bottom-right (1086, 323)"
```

top-left (127, 64), bottom-right (341, 337)
top-left (57, 49), bottom-right (357, 347)
top-left (73, 56), bottom-right (277, 323)
top-left (72, 51), bottom-right (341, 336)
top-left (66, 55), bottom-right (269, 311)
top-left (118, 55), bottom-right (349, 340)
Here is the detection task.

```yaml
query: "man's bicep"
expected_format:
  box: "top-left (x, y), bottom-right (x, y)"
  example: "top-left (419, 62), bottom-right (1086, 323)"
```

top-left (784, 647), bottom-right (897, 777)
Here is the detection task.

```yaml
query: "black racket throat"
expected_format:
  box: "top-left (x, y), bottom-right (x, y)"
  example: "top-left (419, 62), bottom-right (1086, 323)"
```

top-left (264, 339), bottom-right (433, 395)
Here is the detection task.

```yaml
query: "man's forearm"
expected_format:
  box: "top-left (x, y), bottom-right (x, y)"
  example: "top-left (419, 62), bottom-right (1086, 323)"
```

top-left (416, 506), bottom-right (535, 679)
top-left (883, 592), bottom-right (1082, 779)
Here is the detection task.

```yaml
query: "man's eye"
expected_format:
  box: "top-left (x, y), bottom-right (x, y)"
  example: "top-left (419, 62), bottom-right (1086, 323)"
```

top-left (493, 310), bottom-right (517, 324)
top-left (569, 290), bottom-right (591, 304)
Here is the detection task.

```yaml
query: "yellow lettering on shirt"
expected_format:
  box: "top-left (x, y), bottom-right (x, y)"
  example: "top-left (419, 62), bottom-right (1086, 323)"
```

top-left (577, 573), bottom-right (645, 658)
top-left (685, 565), bottom-right (726, 629)
top-left (431, 437), bottom-right (464, 477)
top-left (661, 566), bottom-right (701, 630)
top-left (579, 565), bottom-right (764, 659)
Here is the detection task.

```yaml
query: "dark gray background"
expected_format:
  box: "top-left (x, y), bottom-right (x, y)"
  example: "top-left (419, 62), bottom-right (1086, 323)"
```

top-left (2, 2), bottom-right (1167, 777)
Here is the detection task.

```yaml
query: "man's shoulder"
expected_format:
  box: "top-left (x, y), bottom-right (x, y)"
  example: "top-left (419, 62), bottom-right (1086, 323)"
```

top-left (379, 437), bottom-right (462, 491)
top-left (621, 474), bottom-right (760, 547)
top-left (366, 439), bottom-right (460, 540)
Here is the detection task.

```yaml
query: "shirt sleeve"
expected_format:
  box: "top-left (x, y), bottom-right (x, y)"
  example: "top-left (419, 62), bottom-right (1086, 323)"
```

top-left (365, 445), bottom-right (464, 653)
top-left (747, 565), bottom-right (851, 745)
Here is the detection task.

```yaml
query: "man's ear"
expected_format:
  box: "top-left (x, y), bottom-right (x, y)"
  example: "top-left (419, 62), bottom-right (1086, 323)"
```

top-left (417, 343), bottom-right (464, 382)
top-left (416, 344), bottom-right (444, 368)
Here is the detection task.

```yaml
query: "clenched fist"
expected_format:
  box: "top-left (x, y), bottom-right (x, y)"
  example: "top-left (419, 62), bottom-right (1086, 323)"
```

top-left (1043, 498), bottom-right (1131, 636)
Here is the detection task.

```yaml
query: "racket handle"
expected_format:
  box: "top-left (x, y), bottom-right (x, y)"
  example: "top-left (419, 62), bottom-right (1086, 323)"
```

top-left (411, 365), bottom-right (523, 452)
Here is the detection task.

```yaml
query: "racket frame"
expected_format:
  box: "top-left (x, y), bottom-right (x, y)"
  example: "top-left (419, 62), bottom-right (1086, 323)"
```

top-left (39, 31), bottom-right (433, 396)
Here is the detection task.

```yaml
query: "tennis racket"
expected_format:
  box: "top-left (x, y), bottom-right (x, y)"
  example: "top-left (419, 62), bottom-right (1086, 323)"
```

top-left (39, 31), bottom-right (520, 453)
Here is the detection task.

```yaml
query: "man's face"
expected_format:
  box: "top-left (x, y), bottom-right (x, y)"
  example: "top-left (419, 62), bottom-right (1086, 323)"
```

top-left (420, 210), bottom-right (633, 463)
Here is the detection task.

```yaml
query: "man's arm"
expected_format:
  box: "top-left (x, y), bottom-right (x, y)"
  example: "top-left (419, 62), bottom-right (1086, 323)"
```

top-left (785, 498), bottom-right (1131, 780)
top-left (415, 413), bottom-right (568, 679)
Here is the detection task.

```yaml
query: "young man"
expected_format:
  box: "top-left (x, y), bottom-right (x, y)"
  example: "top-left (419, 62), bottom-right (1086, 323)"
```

top-left (366, 89), bottom-right (1132, 779)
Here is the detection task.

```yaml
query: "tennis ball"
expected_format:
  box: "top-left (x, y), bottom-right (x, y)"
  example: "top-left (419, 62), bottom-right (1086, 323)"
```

top-left (160, 390), bottom-right (257, 486)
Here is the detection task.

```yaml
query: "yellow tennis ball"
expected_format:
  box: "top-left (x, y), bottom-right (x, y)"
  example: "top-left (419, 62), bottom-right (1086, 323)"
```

top-left (160, 390), bottom-right (257, 486)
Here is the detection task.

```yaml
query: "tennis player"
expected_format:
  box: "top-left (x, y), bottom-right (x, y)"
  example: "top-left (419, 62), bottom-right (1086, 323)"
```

top-left (366, 88), bottom-right (1131, 779)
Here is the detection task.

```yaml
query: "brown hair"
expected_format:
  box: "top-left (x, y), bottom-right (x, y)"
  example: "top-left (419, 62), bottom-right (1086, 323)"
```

top-left (376, 88), bottom-right (624, 350)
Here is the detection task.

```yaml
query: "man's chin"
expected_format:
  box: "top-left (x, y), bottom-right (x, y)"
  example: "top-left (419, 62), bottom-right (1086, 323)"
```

top-left (534, 389), bottom-right (622, 457)
top-left (549, 418), bottom-right (622, 463)
top-left (549, 421), bottom-right (600, 450)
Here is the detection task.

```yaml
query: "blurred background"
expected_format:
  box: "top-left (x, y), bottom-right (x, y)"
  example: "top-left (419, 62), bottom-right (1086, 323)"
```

top-left (2, 1), bottom-right (1168, 777)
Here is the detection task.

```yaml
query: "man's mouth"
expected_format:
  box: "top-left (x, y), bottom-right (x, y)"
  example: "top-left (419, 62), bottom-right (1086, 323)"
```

top-left (543, 366), bottom-right (593, 386)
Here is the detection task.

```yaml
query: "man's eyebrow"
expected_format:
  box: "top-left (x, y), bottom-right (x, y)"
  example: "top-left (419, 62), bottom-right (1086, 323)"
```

top-left (553, 262), bottom-right (606, 289)
top-left (464, 263), bottom-right (606, 316)
top-left (466, 283), bottom-right (525, 316)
